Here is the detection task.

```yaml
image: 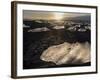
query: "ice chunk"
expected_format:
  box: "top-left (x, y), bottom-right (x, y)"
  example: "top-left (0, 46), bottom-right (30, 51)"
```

top-left (40, 42), bottom-right (90, 65)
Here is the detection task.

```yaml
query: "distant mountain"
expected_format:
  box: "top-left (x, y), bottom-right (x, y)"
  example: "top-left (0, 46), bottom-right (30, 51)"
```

top-left (65, 15), bottom-right (91, 22)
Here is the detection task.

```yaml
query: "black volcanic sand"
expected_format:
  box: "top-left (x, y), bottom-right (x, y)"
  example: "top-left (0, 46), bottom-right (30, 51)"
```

top-left (23, 29), bottom-right (91, 69)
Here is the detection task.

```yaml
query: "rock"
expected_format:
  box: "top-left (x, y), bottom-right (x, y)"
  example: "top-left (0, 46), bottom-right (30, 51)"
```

top-left (40, 42), bottom-right (90, 65)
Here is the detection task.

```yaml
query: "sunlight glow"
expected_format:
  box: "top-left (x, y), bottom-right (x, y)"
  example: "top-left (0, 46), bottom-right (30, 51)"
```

top-left (53, 13), bottom-right (65, 21)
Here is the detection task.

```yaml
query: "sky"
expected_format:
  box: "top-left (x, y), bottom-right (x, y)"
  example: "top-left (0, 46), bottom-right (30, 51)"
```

top-left (23, 10), bottom-right (90, 20)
